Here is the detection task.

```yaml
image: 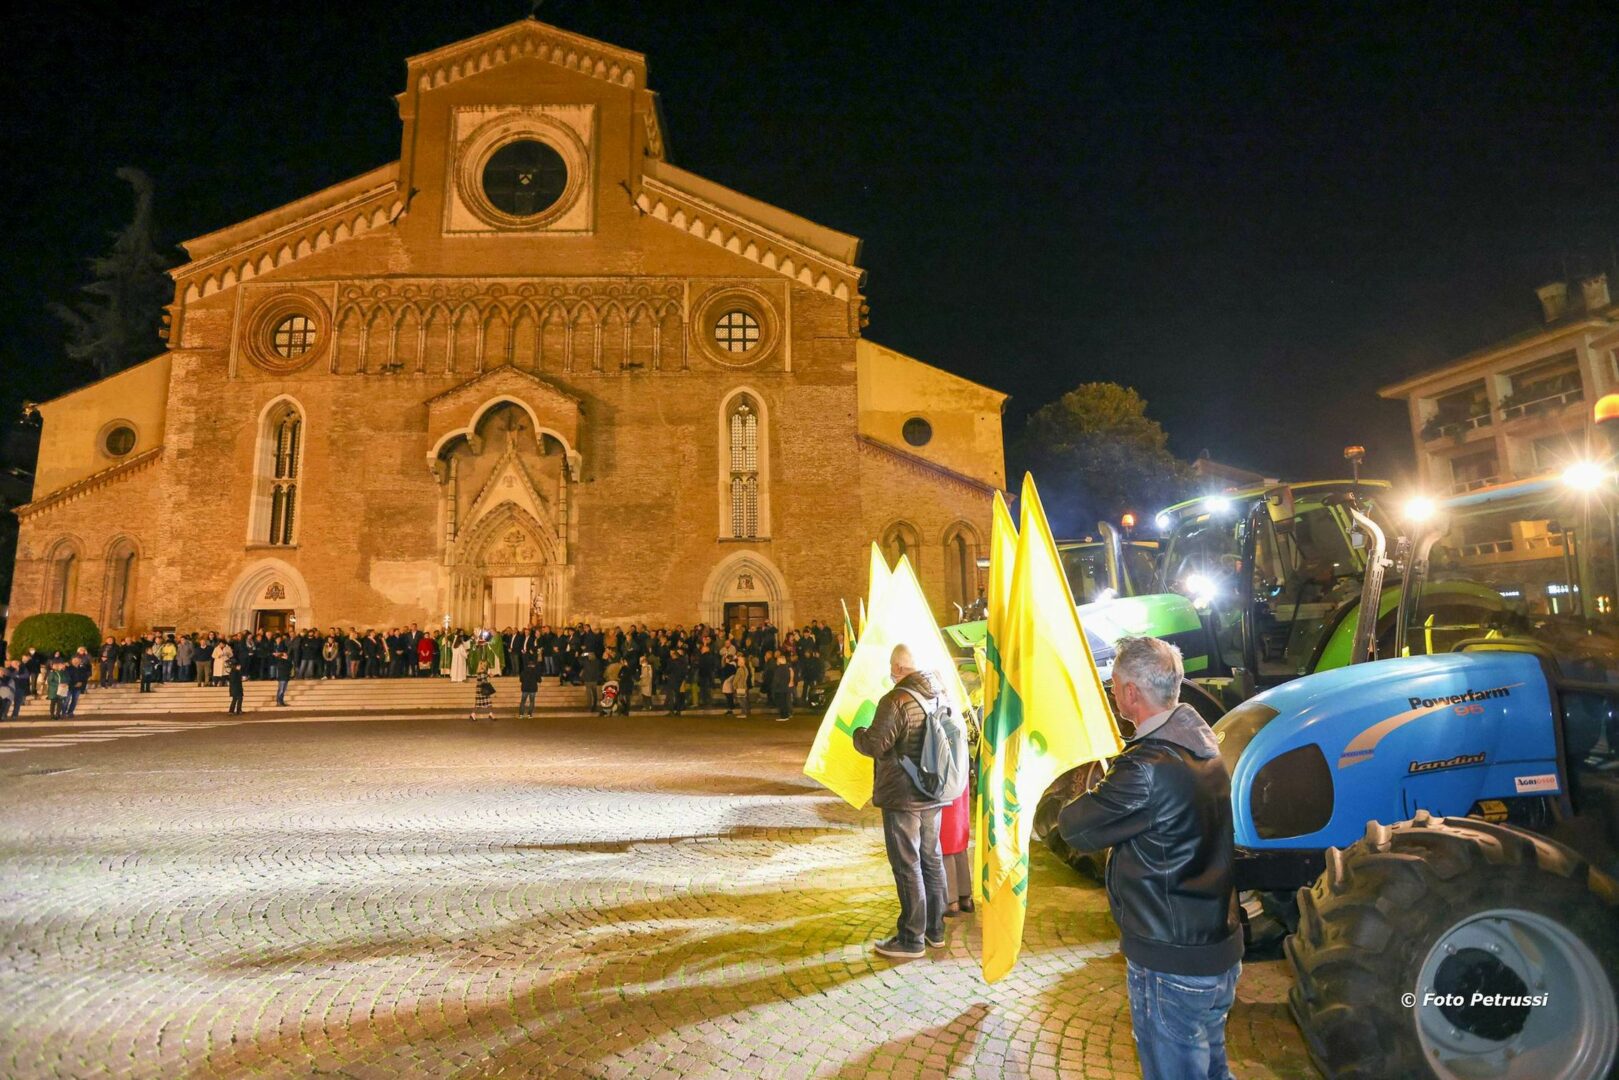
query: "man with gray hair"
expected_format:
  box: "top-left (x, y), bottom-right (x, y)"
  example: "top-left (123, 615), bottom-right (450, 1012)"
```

top-left (852, 643), bottom-right (950, 959)
top-left (1058, 636), bottom-right (1241, 1080)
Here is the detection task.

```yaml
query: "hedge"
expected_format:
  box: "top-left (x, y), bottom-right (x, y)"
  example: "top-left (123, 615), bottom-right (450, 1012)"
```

top-left (8, 613), bottom-right (102, 660)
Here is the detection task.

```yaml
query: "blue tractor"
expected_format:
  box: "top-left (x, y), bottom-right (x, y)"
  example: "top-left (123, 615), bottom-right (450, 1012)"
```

top-left (1221, 645), bottom-right (1619, 1079)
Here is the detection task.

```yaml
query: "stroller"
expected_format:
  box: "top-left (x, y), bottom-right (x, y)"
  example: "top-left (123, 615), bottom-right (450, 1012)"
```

top-left (598, 682), bottom-right (619, 716)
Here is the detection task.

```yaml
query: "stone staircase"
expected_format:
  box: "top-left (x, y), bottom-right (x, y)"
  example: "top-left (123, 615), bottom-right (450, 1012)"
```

top-left (16, 676), bottom-right (589, 717)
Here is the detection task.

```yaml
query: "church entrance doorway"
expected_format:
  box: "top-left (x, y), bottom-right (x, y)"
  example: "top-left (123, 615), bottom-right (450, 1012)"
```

top-left (724, 601), bottom-right (770, 636)
top-left (485, 577), bottom-right (535, 631)
top-left (255, 610), bottom-right (292, 634)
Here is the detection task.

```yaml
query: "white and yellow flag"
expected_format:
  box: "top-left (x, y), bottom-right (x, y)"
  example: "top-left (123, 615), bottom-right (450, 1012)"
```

top-left (804, 556), bottom-right (971, 808)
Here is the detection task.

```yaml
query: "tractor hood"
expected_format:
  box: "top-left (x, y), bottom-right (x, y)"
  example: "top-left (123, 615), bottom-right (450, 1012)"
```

top-left (1217, 652), bottom-right (1559, 850)
top-left (943, 592), bottom-right (1204, 679)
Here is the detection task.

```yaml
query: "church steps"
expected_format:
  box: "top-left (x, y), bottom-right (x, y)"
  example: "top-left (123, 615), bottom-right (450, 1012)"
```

top-left (16, 677), bottom-right (588, 717)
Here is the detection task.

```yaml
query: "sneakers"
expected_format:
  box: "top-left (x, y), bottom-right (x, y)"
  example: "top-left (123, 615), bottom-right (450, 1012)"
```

top-left (926, 930), bottom-right (947, 949)
top-left (873, 936), bottom-right (925, 959)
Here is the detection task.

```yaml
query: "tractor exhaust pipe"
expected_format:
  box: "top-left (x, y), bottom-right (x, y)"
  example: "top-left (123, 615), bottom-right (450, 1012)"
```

top-left (1348, 506), bottom-right (1389, 665)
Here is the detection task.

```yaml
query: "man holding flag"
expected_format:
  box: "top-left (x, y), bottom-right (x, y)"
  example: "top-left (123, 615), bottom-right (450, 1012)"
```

top-left (1058, 636), bottom-right (1241, 1080)
top-left (852, 643), bottom-right (951, 959)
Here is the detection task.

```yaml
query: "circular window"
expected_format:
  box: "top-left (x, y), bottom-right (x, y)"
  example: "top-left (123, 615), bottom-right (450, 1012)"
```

top-left (482, 139), bottom-right (569, 218)
top-left (903, 417), bottom-right (933, 447)
top-left (714, 310), bottom-right (761, 354)
top-left (103, 425), bottom-right (136, 457)
top-left (271, 314), bottom-right (316, 359)
top-left (245, 290), bottom-right (331, 374)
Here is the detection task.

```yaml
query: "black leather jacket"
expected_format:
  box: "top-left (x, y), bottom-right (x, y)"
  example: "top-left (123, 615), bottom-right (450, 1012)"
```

top-left (1057, 703), bottom-right (1242, 975)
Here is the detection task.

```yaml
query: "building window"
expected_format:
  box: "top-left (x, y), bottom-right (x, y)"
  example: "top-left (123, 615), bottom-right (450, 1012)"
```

top-left (102, 424), bottom-right (136, 457)
top-left (728, 397), bottom-right (760, 537)
top-left (943, 525), bottom-right (979, 615)
top-left (482, 139), bottom-right (569, 218)
top-left (272, 315), bottom-right (317, 359)
top-left (105, 542), bottom-right (136, 629)
top-left (254, 401), bottom-right (305, 546)
top-left (882, 521), bottom-right (922, 575)
top-left (714, 310), bottom-right (761, 354)
top-left (903, 416), bottom-right (933, 447)
top-left (50, 545), bottom-right (79, 613)
top-left (1449, 449), bottom-right (1500, 493)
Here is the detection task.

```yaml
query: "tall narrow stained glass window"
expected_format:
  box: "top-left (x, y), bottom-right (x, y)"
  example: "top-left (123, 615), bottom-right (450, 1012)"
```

top-left (260, 405), bottom-right (304, 546)
top-left (728, 398), bottom-right (760, 538)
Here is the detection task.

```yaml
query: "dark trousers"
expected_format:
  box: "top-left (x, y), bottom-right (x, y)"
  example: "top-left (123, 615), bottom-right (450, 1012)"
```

top-left (276, 678), bottom-right (289, 705)
top-left (772, 689), bottom-right (792, 718)
top-left (518, 690), bottom-right (536, 716)
top-left (880, 807), bottom-right (947, 947)
top-left (228, 693), bottom-right (243, 715)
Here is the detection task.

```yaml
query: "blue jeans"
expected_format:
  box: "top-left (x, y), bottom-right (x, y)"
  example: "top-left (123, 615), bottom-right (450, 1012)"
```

top-left (880, 808), bottom-right (946, 946)
top-left (519, 691), bottom-right (536, 716)
top-left (1126, 959), bottom-right (1239, 1080)
top-left (276, 678), bottom-right (290, 705)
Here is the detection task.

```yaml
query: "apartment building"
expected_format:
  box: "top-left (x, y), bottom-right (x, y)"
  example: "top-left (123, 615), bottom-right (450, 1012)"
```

top-left (1379, 275), bottom-right (1619, 614)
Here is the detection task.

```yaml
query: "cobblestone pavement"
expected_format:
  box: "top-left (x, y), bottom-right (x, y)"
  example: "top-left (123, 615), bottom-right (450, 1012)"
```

top-left (0, 713), bottom-right (1317, 1078)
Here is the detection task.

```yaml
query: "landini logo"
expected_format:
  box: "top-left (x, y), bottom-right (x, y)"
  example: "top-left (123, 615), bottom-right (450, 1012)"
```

top-left (1409, 751), bottom-right (1486, 774)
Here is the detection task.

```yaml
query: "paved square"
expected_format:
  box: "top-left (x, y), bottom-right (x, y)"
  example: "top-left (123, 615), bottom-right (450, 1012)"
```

top-left (0, 713), bottom-right (1316, 1077)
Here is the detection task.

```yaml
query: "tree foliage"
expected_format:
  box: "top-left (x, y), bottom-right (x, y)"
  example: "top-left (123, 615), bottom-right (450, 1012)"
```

top-left (51, 168), bottom-right (172, 379)
top-left (8, 613), bottom-right (101, 660)
top-left (1014, 382), bottom-right (1192, 535)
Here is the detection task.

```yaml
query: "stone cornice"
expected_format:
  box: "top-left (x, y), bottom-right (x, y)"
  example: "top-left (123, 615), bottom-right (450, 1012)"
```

top-left (15, 447), bottom-right (163, 521)
top-left (636, 176), bottom-right (861, 300)
top-left (407, 18), bottom-right (646, 93)
top-left (174, 180), bottom-right (404, 304)
top-left (423, 365), bottom-right (584, 411)
top-left (855, 436), bottom-right (1000, 497)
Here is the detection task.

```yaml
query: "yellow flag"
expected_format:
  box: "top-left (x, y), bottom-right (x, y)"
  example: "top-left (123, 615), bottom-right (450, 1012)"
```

top-left (977, 491), bottom-right (1017, 721)
top-left (862, 542), bottom-right (890, 638)
top-left (804, 556), bottom-right (971, 808)
top-left (840, 599), bottom-right (856, 661)
top-left (977, 474), bottom-right (1122, 983)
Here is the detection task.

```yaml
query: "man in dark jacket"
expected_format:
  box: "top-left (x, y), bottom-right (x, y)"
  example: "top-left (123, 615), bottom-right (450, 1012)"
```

top-left (852, 644), bottom-right (949, 959)
top-left (663, 648), bottom-right (689, 716)
top-left (1058, 636), bottom-right (1241, 1080)
top-left (518, 656), bottom-right (541, 717)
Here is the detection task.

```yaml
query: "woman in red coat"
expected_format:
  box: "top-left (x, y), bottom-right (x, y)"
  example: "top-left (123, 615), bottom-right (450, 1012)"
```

top-left (941, 784), bottom-right (974, 916)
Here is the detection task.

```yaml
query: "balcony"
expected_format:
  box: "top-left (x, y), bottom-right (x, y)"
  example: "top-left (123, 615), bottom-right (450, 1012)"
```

top-left (1420, 411), bottom-right (1493, 444)
top-left (1457, 532), bottom-right (1567, 566)
top-left (1499, 382), bottom-right (1585, 423)
top-left (1449, 474), bottom-right (1504, 494)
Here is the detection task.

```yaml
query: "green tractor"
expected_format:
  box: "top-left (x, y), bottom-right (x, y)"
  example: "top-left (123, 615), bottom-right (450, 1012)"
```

top-left (949, 479), bottom-right (1513, 714)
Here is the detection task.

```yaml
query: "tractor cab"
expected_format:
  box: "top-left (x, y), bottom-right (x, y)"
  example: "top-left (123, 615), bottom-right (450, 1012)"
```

top-left (1156, 481), bottom-right (1395, 694)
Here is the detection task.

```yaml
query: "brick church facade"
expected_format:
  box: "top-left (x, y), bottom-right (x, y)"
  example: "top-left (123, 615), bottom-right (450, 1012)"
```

top-left (10, 19), bottom-right (1005, 637)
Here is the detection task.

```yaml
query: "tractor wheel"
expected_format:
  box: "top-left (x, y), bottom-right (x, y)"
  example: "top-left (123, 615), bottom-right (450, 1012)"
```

top-left (1034, 760), bottom-right (1109, 880)
top-left (1287, 811), bottom-right (1619, 1080)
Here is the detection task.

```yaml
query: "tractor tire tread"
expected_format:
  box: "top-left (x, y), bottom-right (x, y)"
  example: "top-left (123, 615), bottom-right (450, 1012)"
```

top-left (1286, 816), bottom-right (1619, 1079)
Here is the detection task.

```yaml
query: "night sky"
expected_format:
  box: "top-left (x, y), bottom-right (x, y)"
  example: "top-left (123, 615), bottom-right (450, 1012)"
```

top-left (3, 1), bottom-right (1616, 486)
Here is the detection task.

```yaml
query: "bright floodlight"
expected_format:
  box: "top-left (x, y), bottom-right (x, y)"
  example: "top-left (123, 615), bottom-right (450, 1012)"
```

top-left (1203, 496), bottom-right (1232, 515)
top-left (1562, 461), bottom-right (1609, 492)
top-left (1403, 496), bottom-right (1437, 523)
top-left (1155, 511), bottom-right (1173, 532)
top-left (1183, 572), bottom-right (1217, 605)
